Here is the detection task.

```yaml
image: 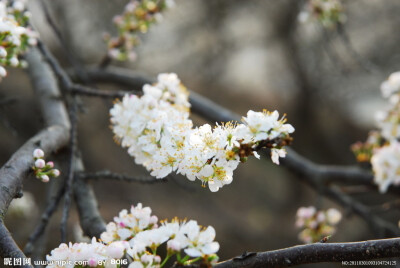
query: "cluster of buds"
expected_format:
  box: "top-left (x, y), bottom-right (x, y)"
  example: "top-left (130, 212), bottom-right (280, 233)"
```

top-left (104, 0), bottom-right (174, 61)
top-left (298, 0), bottom-right (346, 28)
top-left (110, 73), bottom-right (294, 192)
top-left (47, 203), bottom-right (219, 267)
top-left (295, 206), bottom-right (342, 244)
top-left (0, 0), bottom-right (38, 81)
top-left (32, 149), bottom-right (60, 182)
top-left (353, 72), bottom-right (400, 193)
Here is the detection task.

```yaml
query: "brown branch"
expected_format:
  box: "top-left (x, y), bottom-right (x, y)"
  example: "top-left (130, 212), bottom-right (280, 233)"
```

top-left (215, 237), bottom-right (400, 268)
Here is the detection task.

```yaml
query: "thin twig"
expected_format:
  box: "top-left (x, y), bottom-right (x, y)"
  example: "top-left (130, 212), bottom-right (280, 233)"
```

top-left (60, 100), bottom-right (78, 243)
top-left (24, 182), bottom-right (66, 255)
top-left (77, 170), bottom-right (167, 184)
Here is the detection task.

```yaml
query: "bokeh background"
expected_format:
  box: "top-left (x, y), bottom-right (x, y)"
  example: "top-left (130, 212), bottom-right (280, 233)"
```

top-left (1, 0), bottom-right (400, 266)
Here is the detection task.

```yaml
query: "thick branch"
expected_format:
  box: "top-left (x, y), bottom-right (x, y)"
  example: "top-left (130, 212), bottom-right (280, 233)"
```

top-left (215, 237), bottom-right (400, 268)
top-left (35, 40), bottom-right (107, 240)
top-left (73, 158), bottom-right (106, 238)
top-left (0, 221), bottom-right (31, 268)
top-left (0, 126), bottom-right (68, 219)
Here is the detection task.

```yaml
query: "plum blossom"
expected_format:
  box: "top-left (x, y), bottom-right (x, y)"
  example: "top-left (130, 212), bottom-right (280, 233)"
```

top-left (354, 71), bottom-right (400, 192)
top-left (100, 203), bottom-right (158, 244)
top-left (46, 238), bottom-right (129, 268)
top-left (371, 141), bottom-right (400, 193)
top-left (110, 73), bottom-right (295, 192)
top-left (105, 0), bottom-right (174, 62)
top-left (0, 0), bottom-right (38, 81)
top-left (295, 206), bottom-right (342, 243)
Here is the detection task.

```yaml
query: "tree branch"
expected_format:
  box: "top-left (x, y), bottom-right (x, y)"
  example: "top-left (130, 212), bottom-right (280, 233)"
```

top-left (77, 170), bottom-right (167, 184)
top-left (215, 237), bottom-right (400, 267)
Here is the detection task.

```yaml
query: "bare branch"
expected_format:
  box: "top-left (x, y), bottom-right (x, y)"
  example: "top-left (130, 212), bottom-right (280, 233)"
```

top-left (78, 170), bottom-right (167, 184)
top-left (215, 237), bottom-right (400, 268)
top-left (0, 221), bottom-right (32, 267)
top-left (73, 158), bottom-right (106, 238)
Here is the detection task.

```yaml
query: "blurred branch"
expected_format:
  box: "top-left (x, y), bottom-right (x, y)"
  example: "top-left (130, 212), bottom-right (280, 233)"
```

top-left (24, 180), bottom-right (66, 255)
top-left (215, 237), bottom-right (400, 268)
top-left (39, 0), bottom-right (91, 84)
top-left (337, 23), bottom-right (378, 74)
top-left (36, 39), bottom-right (107, 240)
top-left (77, 170), bottom-right (167, 184)
top-left (60, 100), bottom-right (78, 243)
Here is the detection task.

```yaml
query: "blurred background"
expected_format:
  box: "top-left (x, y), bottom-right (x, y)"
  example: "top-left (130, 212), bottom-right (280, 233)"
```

top-left (1, 0), bottom-right (400, 266)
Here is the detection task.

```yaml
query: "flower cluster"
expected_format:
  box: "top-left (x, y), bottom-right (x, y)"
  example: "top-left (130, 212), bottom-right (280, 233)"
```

top-left (295, 206), bottom-right (342, 244)
top-left (47, 203), bottom-right (219, 267)
top-left (110, 73), bottom-right (294, 192)
top-left (104, 0), bottom-right (174, 62)
top-left (32, 149), bottom-right (60, 182)
top-left (46, 238), bottom-right (130, 268)
top-left (353, 71), bottom-right (400, 193)
top-left (298, 0), bottom-right (346, 28)
top-left (0, 0), bottom-right (38, 80)
top-left (371, 141), bottom-right (400, 193)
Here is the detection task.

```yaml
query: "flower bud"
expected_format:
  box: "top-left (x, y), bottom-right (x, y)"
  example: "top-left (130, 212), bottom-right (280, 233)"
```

top-left (9, 57), bottom-right (19, 67)
top-left (51, 169), bottom-right (60, 177)
top-left (35, 159), bottom-right (45, 169)
top-left (33, 149), bottom-right (44, 158)
top-left (40, 175), bottom-right (50, 182)
top-left (106, 241), bottom-right (126, 259)
top-left (150, 215), bottom-right (158, 225)
top-left (47, 161), bottom-right (54, 168)
top-left (154, 255), bottom-right (161, 263)
top-left (0, 47), bottom-right (7, 58)
top-left (140, 254), bottom-right (153, 263)
top-left (88, 258), bottom-right (97, 267)
top-left (0, 66), bottom-right (7, 77)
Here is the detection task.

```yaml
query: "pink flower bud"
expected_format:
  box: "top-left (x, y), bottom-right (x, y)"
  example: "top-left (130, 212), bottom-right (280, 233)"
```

top-left (141, 254), bottom-right (153, 263)
top-left (35, 159), bottom-right (45, 168)
top-left (33, 149), bottom-right (44, 158)
top-left (106, 241), bottom-right (126, 259)
top-left (40, 175), bottom-right (50, 182)
top-left (150, 215), bottom-right (158, 225)
top-left (154, 255), bottom-right (161, 263)
top-left (167, 240), bottom-right (181, 251)
top-left (47, 161), bottom-right (54, 168)
top-left (88, 258), bottom-right (97, 267)
top-left (51, 169), bottom-right (60, 177)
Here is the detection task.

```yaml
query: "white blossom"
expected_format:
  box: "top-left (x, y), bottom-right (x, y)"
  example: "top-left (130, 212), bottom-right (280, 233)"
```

top-left (46, 238), bottom-right (129, 268)
top-left (371, 141), bottom-right (400, 193)
top-left (110, 74), bottom-right (294, 191)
